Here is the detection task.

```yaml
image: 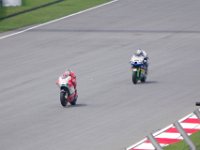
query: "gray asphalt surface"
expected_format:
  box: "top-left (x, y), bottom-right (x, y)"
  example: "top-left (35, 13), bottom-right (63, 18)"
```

top-left (1, 0), bottom-right (200, 150)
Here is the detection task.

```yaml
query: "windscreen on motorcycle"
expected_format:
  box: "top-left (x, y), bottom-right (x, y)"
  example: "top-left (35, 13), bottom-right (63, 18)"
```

top-left (130, 55), bottom-right (144, 67)
top-left (58, 76), bottom-right (71, 87)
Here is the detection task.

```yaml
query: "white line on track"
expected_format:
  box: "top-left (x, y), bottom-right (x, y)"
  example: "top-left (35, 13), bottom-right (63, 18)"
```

top-left (0, 0), bottom-right (119, 40)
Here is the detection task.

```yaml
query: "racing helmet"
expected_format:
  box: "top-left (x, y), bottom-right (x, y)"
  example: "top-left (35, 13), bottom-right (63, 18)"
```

top-left (63, 69), bottom-right (71, 78)
top-left (136, 49), bottom-right (142, 56)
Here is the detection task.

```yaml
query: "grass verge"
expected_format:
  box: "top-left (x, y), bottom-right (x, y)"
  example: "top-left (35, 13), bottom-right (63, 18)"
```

top-left (0, 0), bottom-right (110, 32)
top-left (163, 131), bottom-right (200, 150)
top-left (0, 0), bottom-right (56, 17)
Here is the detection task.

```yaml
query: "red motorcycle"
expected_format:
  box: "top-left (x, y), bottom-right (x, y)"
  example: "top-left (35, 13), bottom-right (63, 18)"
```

top-left (56, 76), bottom-right (77, 107)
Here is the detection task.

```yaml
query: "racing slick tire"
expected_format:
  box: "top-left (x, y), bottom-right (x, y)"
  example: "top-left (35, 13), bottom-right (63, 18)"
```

top-left (60, 91), bottom-right (67, 107)
top-left (132, 71), bottom-right (137, 84)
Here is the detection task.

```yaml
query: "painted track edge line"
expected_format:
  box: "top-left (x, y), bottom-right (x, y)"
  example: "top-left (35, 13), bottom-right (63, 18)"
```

top-left (0, 0), bottom-right (119, 40)
top-left (178, 112), bottom-right (194, 123)
top-left (126, 137), bottom-right (148, 150)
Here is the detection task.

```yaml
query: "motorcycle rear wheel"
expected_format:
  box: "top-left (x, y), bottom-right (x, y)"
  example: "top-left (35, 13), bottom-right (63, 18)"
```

top-left (141, 76), bottom-right (146, 83)
top-left (70, 99), bottom-right (76, 106)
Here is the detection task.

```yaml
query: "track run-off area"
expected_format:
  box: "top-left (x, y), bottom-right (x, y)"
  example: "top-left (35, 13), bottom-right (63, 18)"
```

top-left (0, 0), bottom-right (200, 150)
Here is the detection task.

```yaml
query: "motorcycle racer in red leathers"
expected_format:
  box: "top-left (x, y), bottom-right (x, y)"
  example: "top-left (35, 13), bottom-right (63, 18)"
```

top-left (61, 69), bottom-right (77, 97)
top-left (56, 69), bottom-right (78, 106)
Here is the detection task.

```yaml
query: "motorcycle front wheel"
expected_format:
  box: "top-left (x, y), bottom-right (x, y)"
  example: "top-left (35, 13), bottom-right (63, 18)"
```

top-left (60, 91), bottom-right (67, 107)
top-left (132, 71), bottom-right (138, 84)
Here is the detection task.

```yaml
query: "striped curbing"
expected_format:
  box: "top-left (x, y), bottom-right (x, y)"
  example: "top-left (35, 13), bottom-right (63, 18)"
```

top-left (126, 109), bottom-right (200, 150)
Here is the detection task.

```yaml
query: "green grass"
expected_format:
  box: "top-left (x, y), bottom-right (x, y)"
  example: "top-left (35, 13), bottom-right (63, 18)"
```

top-left (0, 0), bottom-right (56, 16)
top-left (0, 0), bottom-right (110, 32)
top-left (163, 131), bottom-right (200, 150)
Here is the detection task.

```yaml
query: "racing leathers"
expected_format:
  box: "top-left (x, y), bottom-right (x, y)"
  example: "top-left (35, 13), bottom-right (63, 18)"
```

top-left (131, 49), bottom-right (149, 74)
top-left (56, 70), bottom-right (77, 97)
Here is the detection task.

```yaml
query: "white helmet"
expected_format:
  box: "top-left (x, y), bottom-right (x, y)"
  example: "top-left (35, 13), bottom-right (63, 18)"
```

top-left (136, 49), bottom-right (142, 56)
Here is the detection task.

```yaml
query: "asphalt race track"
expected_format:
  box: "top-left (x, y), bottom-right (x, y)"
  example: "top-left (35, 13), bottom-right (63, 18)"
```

top-left (0, 0), bottom-right (200, 150)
